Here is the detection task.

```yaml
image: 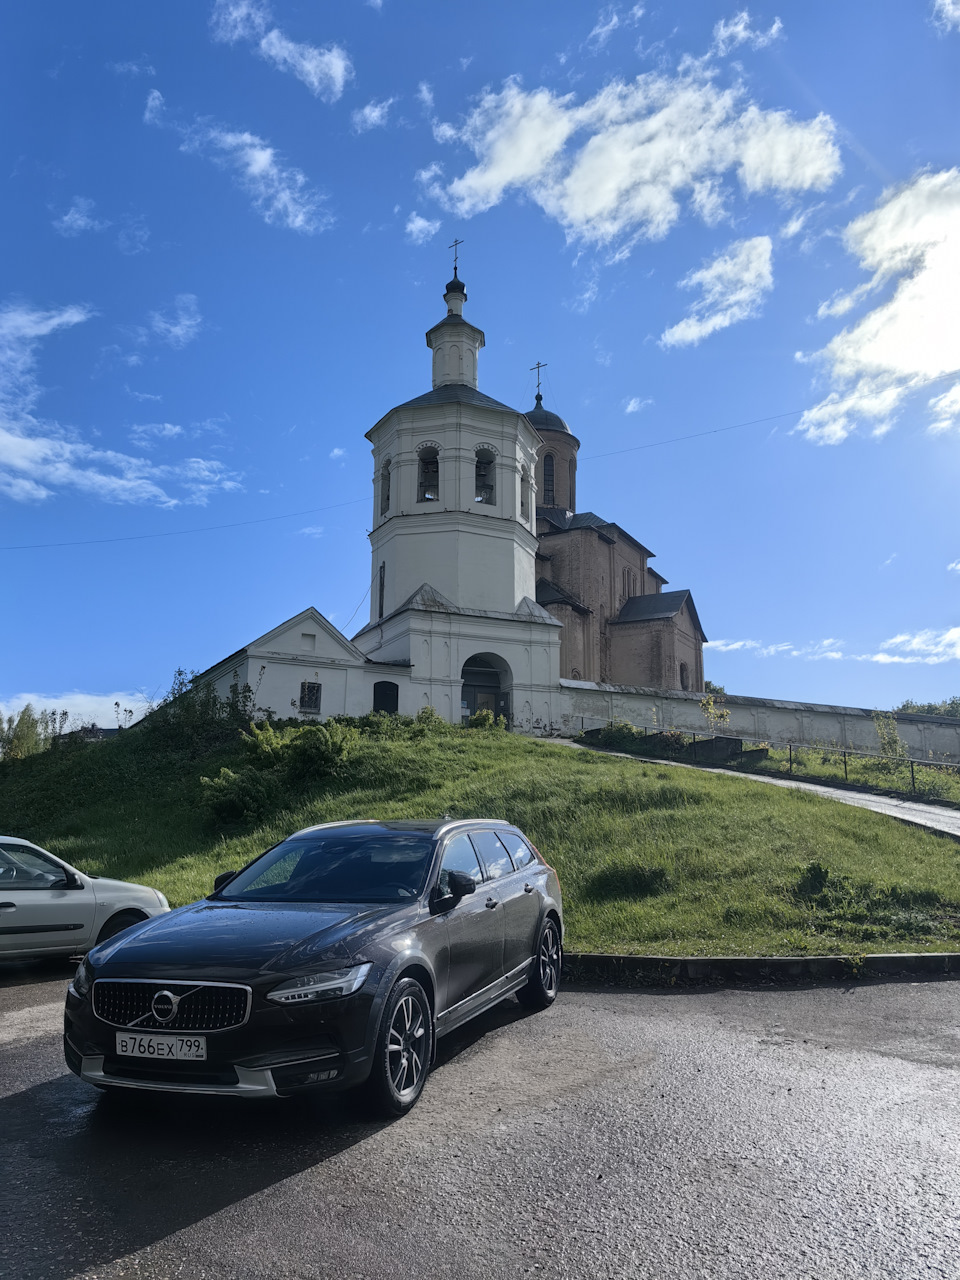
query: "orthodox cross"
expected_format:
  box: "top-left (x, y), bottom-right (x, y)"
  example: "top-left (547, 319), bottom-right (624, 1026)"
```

top-left (448, 238), bottom-right (464, 272)
top-left (529, 361), bottom-right (548, 395)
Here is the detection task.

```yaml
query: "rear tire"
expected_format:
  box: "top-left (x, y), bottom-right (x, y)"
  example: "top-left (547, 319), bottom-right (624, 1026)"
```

top-left (517, 916), bottom-right (561, 1010)
top-left (95, 910), bottom-right (146, 945)
top-left (365, 977), bottom-right (433, 1118)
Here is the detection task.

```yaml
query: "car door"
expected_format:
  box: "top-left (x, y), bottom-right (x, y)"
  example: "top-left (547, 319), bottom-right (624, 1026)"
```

top-left (0, 843), bottom-right (97, 956)
top-left (435, 832), bottom-right (504, 1017)
top-left (469, 829), bottom-right (543, 979)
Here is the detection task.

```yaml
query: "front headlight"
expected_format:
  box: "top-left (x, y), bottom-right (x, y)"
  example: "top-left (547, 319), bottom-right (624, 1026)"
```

top-left (72, 957), bottom-right (93, 998)
top-left (266, 963), bottom-right (373, 1004)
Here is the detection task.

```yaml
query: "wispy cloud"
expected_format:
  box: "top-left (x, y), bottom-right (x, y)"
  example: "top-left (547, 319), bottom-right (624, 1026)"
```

top-left (710, 10), bottom-right (783, 57)
top-left (587, 6), bottom-right (621, 50)
top-left (52, 197), bottom-right (110, 238)
top-left (424, 71), bottom-right (839, 255)
top-left (352, 98), bottom-right (396, 132)
top-left (126, 386), bottom-right (162, 402)
top-left (948, 559), bottom-right (960, 573)
top-left (661, 236), bottom-right (773, 347)
top-left (210, 0), bottom-right (353, 101)
top-left (417, 82), bottom-right (434, 111)
top-left (0, 300), bottom-right (241, 507)
top-left (798, 169), bottom-right (960, 444)
top-left (933, 0), bottom-right (960, 31)
top-left (708, 628), bottom-right (960, 665)
top-left (625, 396), bottom-right (652, 413)
top-left (299, 525), bottom-right (325, 538)
top-left (406, 212), bottom-right (441, 244)
top-left (109, 58), bottom-right (156, 77)
top-left (145, 90), bottom-right (329, 234)
top-left (128, 423), bottom-right (184, 448)
top-left (117, 215), bottom-right (150, 256)
top-left (329, 447), bottom-right (346, 460)
top-left (148, 294), bottom-right (203, 348)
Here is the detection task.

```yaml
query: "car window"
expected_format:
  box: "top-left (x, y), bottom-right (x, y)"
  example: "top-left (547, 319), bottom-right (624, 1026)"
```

top-left (497, 831), bottom-right (536, 870)
top-left (469, 829), bottom-right (515, 880)
top-left (219, 827), bottom-right (435, 903)
top-left (437, 834), bottom-right (483, 896)
top-left (0, 845), bottom-right (65, 890)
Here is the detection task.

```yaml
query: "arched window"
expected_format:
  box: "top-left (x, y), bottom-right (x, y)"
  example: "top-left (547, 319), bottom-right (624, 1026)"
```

top-left (417, 447), bottom-right (439, 502)
top-left (543, 453), bottom-right (555, 506)
top-left (475, 448), bottom-right (496, 505)
top-left (380, 459), bottom-right (391, 516)
top-left (373, 681), bottom-right (399, 714)
top-left (520, 467), bottom-right (530, 520)
top-left (568, 457), bottom-right (576, 511)
top-left (679, 662), bottom-right (690, 691)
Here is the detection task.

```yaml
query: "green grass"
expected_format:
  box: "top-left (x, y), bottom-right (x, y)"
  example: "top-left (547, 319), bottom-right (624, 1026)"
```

top-left (2, 718), bottom-right (960, 957)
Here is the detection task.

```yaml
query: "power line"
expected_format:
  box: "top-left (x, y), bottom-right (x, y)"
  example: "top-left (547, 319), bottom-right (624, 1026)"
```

top-left (0, 496), bottom-right (369, 553)
top-left (582, 408), bottom-right (805, 460)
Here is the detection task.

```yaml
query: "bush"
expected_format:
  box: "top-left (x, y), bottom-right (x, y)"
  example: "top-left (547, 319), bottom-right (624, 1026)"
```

top-left (200, 766), bottom-right (279, 829)
top-left (282, 723), bottom-right (357, 785)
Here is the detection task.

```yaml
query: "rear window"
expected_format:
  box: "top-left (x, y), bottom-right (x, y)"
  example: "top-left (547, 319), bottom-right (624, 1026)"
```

top-left (469, 829), bottom-right (515, 880)
top-left (497, 831), bottom-right (536, 870)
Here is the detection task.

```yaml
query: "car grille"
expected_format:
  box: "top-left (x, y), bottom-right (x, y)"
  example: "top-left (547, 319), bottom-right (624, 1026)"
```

top-left (93, 980), bottom-right (251, 1032)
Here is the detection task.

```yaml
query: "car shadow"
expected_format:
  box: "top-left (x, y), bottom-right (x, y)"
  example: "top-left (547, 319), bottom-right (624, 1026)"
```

top-left (0, 997), bottom-right (533, 1280)
top-left (0, 956), bottom-right (76, 991)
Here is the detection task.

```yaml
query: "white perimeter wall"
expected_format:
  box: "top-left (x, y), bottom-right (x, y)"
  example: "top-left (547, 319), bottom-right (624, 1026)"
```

top-left (555, 680), bottom-right (960, 763)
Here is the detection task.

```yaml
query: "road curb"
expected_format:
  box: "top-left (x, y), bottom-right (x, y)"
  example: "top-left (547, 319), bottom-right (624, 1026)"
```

top-left (564, 950), bottom-right (960, 986)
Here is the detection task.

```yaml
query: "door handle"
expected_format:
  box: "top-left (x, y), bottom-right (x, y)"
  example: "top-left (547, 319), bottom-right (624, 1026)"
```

top-left (523, 883), bottom-right (534, 893)
top-left (485, 897), bottom-right (498, 909)
top-left (0, 902), bottom-right (16, 911)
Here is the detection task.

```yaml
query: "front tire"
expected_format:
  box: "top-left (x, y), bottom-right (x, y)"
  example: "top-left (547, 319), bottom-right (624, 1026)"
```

top-left (95, 910), bottom-right (146, 945)
top-left (366, 977), bottom-right (433, 1118)
top-left (517, 916), bottom-right (561, 1010)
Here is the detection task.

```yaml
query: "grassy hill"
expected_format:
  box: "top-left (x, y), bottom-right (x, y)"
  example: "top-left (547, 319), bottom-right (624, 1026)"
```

top-left (2, 705), bottom-right (959, 958)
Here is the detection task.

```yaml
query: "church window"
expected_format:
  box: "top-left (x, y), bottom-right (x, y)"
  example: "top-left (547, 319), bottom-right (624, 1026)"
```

top-left (300, 632), bottom-right (316, 653)
top-left (373, 681), bottom-right (399, 714)
top-left (679, 662), bottom-right (690, 691)
top-left (380, 460), bottom-right (391, 516)
top-left (417, 448), bottom-right (439, 502)
top-left (475, 449), bottom-right (496, 504)
top-left (568, 458), bottom-right (576, 510)
top-left (543, 453), bottom-right (555, 506)
top-left (299, 682), bottom-right (321, 713)
top-left (378, 561), bottom-right (385, 620)
top-left (622, 568), bottom-right (638, 600)
top-left (520, 468), bottom-right (530, 520)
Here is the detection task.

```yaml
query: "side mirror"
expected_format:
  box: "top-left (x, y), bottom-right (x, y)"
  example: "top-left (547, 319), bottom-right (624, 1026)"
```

top-left (54, 871), bottom-right (83, 890)
top-left (446, 870), bottom-right (477, 900)
top-left (213, 870), bottom-right (238, 892)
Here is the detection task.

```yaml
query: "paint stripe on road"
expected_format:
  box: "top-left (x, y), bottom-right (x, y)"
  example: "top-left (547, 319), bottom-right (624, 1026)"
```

top-left (0, 1001), bottom-right (63, 1045)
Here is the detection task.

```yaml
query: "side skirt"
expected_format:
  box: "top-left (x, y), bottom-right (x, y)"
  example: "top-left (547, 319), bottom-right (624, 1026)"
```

top-left (435, 958), bottom-right (532, 1039)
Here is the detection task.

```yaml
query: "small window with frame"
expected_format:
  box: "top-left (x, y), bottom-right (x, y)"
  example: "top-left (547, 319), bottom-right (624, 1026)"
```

top-left (299, 682), bottom-right (321, 713)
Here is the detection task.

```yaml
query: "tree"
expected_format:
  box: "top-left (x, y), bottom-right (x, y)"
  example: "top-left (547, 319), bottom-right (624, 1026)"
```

top-left (895, 696), bottom-right (960, 719)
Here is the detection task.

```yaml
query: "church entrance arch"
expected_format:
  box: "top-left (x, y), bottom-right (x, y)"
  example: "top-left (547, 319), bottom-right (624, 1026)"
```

top-left (460, 653), bottom-right (511, 724)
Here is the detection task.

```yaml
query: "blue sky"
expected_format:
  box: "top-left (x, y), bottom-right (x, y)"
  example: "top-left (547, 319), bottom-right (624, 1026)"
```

top-left (2, 0), bottom-right (959, 725)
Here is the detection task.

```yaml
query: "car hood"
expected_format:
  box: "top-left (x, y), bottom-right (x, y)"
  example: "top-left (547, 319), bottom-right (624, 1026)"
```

top-left (92, 899), bottom-right (412, 978)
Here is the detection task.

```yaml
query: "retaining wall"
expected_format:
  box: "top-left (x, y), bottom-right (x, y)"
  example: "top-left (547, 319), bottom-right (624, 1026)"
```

top-left (555, 680), bottom-right (960, 764)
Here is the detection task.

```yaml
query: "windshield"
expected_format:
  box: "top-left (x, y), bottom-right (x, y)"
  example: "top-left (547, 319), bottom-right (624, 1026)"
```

top-left (219, 827), bottom-right (436, 904)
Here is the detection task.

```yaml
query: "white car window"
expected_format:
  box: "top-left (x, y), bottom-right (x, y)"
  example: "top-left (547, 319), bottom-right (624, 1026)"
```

top-left (0, 846), bottom-right (66, 890)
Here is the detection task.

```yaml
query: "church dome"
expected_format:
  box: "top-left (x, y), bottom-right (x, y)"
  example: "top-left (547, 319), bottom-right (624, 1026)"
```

top-left (526, 392), bottom-right (571, 434)
top-left (445, 271), bottom-right (466, 295)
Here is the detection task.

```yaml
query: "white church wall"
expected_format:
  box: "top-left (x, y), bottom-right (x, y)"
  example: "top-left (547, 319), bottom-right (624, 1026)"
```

top-left (555, 680), bottom-right (960, 763)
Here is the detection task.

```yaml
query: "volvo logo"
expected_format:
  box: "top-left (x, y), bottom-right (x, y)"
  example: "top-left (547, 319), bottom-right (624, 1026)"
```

top-left (151, 990), bottom-right (181, 1023)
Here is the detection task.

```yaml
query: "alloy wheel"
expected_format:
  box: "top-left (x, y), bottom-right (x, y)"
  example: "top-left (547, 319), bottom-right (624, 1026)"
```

top-left (387, 993), bottom-right (426, 1096)
top-left (539, 922), bottom-right (560, 997)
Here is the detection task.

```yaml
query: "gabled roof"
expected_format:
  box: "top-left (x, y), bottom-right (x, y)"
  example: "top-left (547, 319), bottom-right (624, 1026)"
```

top-left (536, 577), bottom-right (592, 615)
top-left (537, 508), bottom-right (655, 558)
top-left (352, 582), bottom-right (560, 638)
top-left (369, 384), bottom-right (522, 435)
top-left (193, 606), bottom-right (370, 681)
top-left (614, 589), bottom-right (706, 641)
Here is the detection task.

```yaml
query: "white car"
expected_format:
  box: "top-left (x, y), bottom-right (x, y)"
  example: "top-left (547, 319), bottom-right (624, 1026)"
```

top-left (0, 836), bottom-right (169, 959)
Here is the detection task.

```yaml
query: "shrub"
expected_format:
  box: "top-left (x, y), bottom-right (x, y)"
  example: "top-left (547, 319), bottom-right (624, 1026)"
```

top-left (467, 707), bottom-right (497, 730)
top-left (283, 723), bottom-right (356, 785)
top-left (200, 766), bottom-right (279, 829)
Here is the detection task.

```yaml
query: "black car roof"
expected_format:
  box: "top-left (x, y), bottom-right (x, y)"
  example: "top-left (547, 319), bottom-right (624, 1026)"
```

top-left (293, 819), bottom-right (511, 838)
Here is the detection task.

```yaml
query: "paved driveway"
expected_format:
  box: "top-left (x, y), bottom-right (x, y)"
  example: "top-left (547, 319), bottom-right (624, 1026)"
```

top-left (2, 960), bottom-right (958, 1280)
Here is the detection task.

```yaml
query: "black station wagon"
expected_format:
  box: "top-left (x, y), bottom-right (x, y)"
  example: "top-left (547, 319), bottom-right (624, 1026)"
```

top-left (64, 819), bottom-right (563, 1115)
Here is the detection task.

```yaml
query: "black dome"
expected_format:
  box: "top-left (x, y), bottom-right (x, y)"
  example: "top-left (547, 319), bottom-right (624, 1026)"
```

top-left (445, 272), bottom-right (466, 295)
top-left (525, 392), bottom-right (571, 434)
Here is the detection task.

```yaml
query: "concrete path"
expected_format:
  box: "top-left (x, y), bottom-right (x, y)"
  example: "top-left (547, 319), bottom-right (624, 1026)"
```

top-left (557, 740), bottom-right (960, 841)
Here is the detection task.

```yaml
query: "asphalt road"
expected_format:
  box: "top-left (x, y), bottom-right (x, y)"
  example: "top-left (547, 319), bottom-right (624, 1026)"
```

top-left (2, 960), bottom-right (959, 1280)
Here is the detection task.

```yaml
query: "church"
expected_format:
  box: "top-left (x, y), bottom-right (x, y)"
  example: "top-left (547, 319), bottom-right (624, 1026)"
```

top-left (197, 270), bottom-right (706, 732)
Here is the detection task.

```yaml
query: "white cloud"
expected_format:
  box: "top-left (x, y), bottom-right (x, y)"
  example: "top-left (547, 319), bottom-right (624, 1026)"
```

top-left (798, 169), bottom-right (960, 444)
top-left (128, 423), bottom-right (184, 448)
top-left (933, 0), bottom-right (960, 31)
top-left (406, 212), bottom-right (441, 244)
top-left (660, 235), bottom-right (773, 347)
top-left (711, 10), bottom-right (783, 57)
top-left (52, 197), bottom-right (110, 237)
top-left (126, 386), bottom-right (162, 402)
top-left (146, 94), bottom-right (328, 233)
top-left (588, 7), bottom-right (620, 49)
top-left (148, 294), bottom-right (203, 348)
top-left (947, 560), bottom-right (960, 573)
top-left (117, 216), bottom-right (150, 256)
top-left (0, 300), bottom-right (242, 507)
top-left (427, 72), bottom-right (839, 252)
top-left (864, 629), bottom-right (960, 665)
top-left (352, 98), bottom-right (396, 132)
top-left (109, 58), bottom-right (155, 77)
top-left (329, 447), bottom-right (346, 459)
top-left (0, 692), bottom-right (150, 729)
top-left (625, 396), bottom-right (652, 413)
top-left (418, 82), bottom-right (434, 111)
top-left (210, 0), bottom-right (353, 101)
top-left (299, 525), bottom-right (325, 538)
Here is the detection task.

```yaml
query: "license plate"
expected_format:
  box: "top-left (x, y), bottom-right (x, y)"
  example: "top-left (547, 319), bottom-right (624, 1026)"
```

top-left (115, 1033), bottom-right (206, 1061)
